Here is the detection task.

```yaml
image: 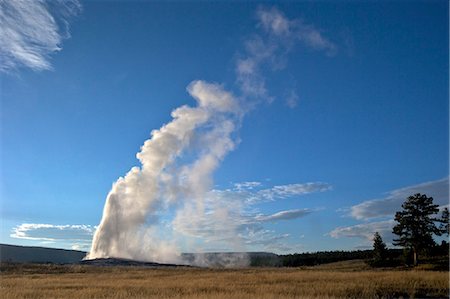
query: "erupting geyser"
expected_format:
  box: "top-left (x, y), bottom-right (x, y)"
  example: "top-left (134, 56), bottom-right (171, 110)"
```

top-left (87, 6), bottom-right (318, 266)
top-left (88, 81), bottom-right (242, 264)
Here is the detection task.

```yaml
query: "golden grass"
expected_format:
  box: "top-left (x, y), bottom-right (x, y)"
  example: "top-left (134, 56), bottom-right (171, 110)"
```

top-left (1, 263), bottom-right (448, 299)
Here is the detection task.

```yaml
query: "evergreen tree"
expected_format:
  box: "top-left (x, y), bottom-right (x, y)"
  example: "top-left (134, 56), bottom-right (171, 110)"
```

top-left (440, 207), bottom-right (449, 236)
top-left (392, 193), bottom-right (441, 266)
top-left (372, 232), bottom-right (387, 266)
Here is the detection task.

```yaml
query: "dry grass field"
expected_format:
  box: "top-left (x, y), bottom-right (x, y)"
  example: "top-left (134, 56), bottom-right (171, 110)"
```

top-left (1, 261), bottom-right (448, 298)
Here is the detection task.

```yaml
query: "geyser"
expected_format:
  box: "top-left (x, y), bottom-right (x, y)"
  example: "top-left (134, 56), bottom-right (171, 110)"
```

top-left (88, 81), bottom-right (242, 265)
top-left (88, 6), bottom-right (329, 266)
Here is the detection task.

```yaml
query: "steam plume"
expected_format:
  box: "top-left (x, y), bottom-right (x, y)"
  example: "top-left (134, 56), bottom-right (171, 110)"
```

top-left (88, 81), bottom-right (241, 264)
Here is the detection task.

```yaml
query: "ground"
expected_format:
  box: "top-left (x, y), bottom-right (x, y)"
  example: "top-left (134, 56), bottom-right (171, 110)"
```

top-left (1, 260), bottom-right (448, 298)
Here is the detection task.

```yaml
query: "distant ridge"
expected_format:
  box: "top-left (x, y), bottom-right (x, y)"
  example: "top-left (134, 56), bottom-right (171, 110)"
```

top-left (0, 244), bottom-right (274, 266)
top-left (1, 243), bottom-right (285, 267)
top-left (0, 244), bottom-right (86, 264)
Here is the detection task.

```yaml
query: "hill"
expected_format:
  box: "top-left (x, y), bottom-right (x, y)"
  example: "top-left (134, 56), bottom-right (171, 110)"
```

top-left (0, 244), bottom-right (86, 264)
top-left (0, 244), bottom-right (279, 267)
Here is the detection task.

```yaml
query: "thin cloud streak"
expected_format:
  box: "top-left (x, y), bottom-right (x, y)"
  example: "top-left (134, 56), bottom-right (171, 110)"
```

top-left (0, 0), bottom-right (81, 73)
top-left (255, 209), bottom-right (311, 222)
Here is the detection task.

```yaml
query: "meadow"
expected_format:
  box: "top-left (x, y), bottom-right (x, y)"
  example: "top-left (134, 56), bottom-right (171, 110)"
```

top-left (1, 261), bottom-right (448, 299)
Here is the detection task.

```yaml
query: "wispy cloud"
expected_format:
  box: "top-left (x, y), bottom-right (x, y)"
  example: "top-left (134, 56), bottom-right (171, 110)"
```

top-left (173, 208), bottom-right (311, 242)
top-left (0, 0), bottom-right (81, 73)
top-left (214, 181), bottom-right (332, 205)
top-left (257, 7), bottom-right (290, 36)
top-left (238, 227), bottom-right (303, 253)
top-left (328, 220), bottom-right (395, 245)
top-left (350, 177), bottom-right (449, 220)
top-left (255, 182), bottom-right (331, 202)
top-left (234, 181), bottom-right (262, 191)
top-left (256, 6), bottom-right (336, 53)
top-left (236, 6), bottom-right (336, 103)
top-left (11, 223), bottom-right (95, 250)
top-left (255, 209), bottom-right (311, 222)
top-left (285, 90), bottom-right (299, 108)
top-left (173, 181), bottom-right (329, 253)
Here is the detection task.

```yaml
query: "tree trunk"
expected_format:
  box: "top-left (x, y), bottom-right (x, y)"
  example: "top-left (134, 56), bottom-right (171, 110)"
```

top-left (413, 247), bottom-right (418, 266)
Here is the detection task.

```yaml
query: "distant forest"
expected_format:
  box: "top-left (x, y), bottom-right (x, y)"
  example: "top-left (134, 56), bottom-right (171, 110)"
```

top-left (250, 243), bottom-right (449, 269)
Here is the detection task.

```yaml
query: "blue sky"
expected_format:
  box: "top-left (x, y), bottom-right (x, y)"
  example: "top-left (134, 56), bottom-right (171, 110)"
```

top-left (1, 1), bottom-right (448, 255)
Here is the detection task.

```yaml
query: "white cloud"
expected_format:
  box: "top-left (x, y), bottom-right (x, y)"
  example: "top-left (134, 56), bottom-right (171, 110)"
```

top-left (296, 21), bottom-right (336, 54)
top-left (256, 6), bottom-right (336, 54)
top-left (11, 223), bottom-right (95, 249)
top-left (0, 0), bottom-right (81, 73)
top-left (209, 182), bottom-right (331, 206)
top-left (254, 182), bottom-right (331, 202)
top-left (257, 7), bottom-right (290, 36)
top-left (255, 209), bottom-right (311, 222)
top-left (328, 220), bottom-right (395, 244)
top-left (350, 177), bottom-right (449, 220)
top-left (236, 6), bottom-right (336, 103)
top-left (234, 181), bottom-right (262, 191)
top-left (236, 57), bottom-right (271, 100)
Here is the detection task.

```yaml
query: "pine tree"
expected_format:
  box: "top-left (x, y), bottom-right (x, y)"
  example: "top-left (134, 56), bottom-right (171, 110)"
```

top-left (372, 232), bottom-right (387, 266)
top-left (440, 207), bottom-right (449, 236)
top-left (392, 193), bottom-right (441, 266)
